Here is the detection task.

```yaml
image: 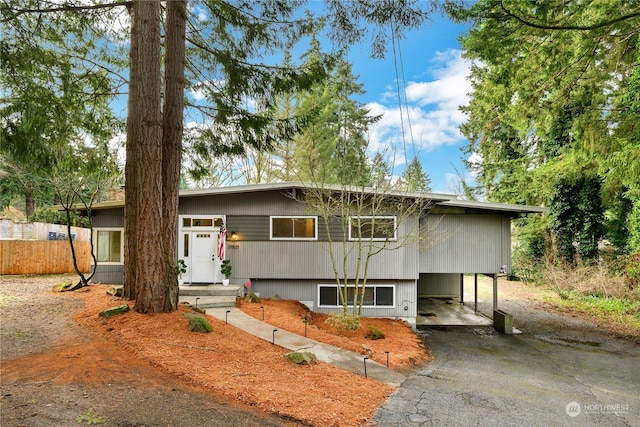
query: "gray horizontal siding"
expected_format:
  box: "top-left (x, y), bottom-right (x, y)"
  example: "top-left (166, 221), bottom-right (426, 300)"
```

top-left (228, 239), bottom-right (418, 281)
top-left (226, 216), bottom-right (270, 240)
top-left (92, 209), bottom-right (124, 228)
top-left (248, 279), bottom-right (417, 319)
top-left (179, 190), bottom-right (307, 216)
top-left (91, 264), bottom-right (124, 284)
top-left (420, 214), bottom-right (511, 274)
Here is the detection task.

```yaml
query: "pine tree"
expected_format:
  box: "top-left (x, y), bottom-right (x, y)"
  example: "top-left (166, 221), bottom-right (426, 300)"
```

top-left (399, 156), bottom-right (431, 192)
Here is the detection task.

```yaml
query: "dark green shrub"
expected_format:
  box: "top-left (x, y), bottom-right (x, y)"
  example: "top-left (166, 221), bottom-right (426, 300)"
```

top-left (365, 325), bottom-right (385, 340)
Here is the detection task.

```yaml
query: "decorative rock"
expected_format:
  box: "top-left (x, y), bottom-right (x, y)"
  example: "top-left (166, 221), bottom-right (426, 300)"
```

top-left (98, 304), bottom-right (129, 318)
top-left (106, 286), bottom-right (123, 297)
top-left (284, 351), bottom-right (318, 365)
top-left (361, 344), bottom-right (373, 353)
top-left (188, 316), bottom-right (213, 333)
top-left (54, 281), bottom-right (84, 292)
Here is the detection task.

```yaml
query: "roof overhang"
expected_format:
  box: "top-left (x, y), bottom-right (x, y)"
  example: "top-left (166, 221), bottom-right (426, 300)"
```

top-left (436, 199), bottom-right (547, 215)
top-left (56, 182), bottom-right (547, 216)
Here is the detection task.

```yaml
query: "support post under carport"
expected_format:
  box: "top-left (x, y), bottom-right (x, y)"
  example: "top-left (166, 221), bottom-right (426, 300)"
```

top-left (459, 273), bottom-right (464, 305)
top-left (492, 274), bottom-right (498, 312)
top-left (474, 273), bottom-right (478, 313)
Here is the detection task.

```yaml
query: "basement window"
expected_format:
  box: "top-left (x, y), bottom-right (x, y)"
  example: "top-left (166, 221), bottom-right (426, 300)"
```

top-left (317, 284), bottom-right (395, 308)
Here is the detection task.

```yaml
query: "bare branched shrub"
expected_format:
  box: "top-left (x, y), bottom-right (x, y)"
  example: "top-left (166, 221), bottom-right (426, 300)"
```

top-left (542, 262), bottom-right (633, 300)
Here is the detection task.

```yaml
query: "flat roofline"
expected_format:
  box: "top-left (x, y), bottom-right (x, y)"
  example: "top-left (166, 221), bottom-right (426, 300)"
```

top-left (56, 182), bottom-right (546, 215)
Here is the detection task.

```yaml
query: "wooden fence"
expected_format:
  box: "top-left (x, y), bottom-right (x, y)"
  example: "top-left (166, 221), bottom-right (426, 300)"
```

top-left (0, 240), bottom-right (91, 275)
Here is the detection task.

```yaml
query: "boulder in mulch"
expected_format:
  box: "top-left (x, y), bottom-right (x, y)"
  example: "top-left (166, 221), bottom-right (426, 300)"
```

top-left (188, 316), bottom-right (213, 333)
top-left (98, 304), bottom-right (129, 318)
top-left (284, 351), bottom-right (318, 365)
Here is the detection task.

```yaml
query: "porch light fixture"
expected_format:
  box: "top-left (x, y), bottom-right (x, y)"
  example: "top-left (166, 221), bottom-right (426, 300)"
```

top-left (230, 231), bottom-right (238, 240)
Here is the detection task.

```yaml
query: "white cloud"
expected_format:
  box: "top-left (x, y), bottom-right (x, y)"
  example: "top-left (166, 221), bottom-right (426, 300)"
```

top-left (189, 80), bottom-right (226, 102)
top-left (367, 49), bottom-right (471, 165)
top-left (467, 152), bottom-right (482, 178)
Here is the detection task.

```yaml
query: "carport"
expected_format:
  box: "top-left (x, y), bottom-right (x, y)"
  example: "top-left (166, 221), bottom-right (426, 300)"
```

top-left (417, 200), bottom-right (546, 330)
top-left (416, 273), bottom-right (506, 330)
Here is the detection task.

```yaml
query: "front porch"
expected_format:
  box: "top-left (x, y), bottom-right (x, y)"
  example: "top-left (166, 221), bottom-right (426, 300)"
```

top-left (178, 284), bottom-right (240, 309)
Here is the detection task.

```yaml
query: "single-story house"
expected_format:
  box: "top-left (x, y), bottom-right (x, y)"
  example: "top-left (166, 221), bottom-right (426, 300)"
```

top-left (86, 182), bottom-right (545, 325)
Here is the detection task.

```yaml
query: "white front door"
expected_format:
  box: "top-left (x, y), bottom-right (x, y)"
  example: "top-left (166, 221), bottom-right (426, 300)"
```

top-left (190, 232), bottom-right (219, 283)
top-left (178, 215), bottom-right (225, 284)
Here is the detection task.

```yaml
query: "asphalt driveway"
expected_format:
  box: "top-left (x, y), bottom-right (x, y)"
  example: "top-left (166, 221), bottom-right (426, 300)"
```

top-left (371, 325), bottom-right (639, 426)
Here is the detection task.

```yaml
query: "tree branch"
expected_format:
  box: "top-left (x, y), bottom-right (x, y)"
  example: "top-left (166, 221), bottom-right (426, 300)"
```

top-left (500, 1), bottom-right (640, 31)
top-left (1, 1), bottom-right (132, 23)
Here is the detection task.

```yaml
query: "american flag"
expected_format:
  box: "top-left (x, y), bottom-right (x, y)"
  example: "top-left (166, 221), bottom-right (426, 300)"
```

top-left (217, 222), bottom-right (227, 260)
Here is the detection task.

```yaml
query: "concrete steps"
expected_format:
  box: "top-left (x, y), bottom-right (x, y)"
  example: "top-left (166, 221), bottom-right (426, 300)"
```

top-left (179, 284), bottom-right (240, 309)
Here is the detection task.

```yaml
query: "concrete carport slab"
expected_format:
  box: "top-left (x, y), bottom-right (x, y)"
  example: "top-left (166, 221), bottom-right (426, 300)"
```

top-left (416, 297), bottom-right (493, 327)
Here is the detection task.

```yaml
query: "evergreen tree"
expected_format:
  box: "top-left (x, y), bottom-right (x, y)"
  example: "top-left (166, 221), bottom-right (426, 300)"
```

top-left (448, 0), bottom-right (639, 262)
top-left (370, 153), bottom-right (391, 189)
top-left (549, 176), bottom-right (604, 263)
top-left (0, 6), bottom-right (121, 216)
top-left (399, 156), bottom-right (431, 192)
top-left (290, 40), bottom-right (377, 185)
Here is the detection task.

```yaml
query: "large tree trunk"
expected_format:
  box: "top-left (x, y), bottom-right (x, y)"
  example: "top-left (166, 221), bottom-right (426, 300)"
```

top-left (125, 1), bottom-right (165, 313)
top-left (123, 2), bottom-right (139, 301)
top-left (161, 0), bottom-right (187, 311)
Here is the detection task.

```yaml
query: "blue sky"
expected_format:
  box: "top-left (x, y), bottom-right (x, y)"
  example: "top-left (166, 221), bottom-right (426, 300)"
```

top-left (342, 14), bottom-right (474, 193)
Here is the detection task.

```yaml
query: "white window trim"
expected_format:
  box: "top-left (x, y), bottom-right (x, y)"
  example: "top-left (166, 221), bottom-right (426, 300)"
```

top-left (270, 215), bottom-right (318, 241)
top-left (179, 214), bottom-right (223, 231)
top-left (348, 215), bottom-right (397, 241)
top-left (93, 227), bottom-right (124, 265)
top-left (317, 284), bottom-right (396, 308)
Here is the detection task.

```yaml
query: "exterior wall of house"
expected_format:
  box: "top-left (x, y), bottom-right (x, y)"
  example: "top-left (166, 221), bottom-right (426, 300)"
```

top-left (225, 220), bottom-right (420, 281)
top-left (248, 279), bottom-right (417, 321)
top-left (418, 273), bottom-right (460, 297)
top-left (180, 190), bottom-right (422, 281)
top-left (179, 190), bottom-right (306, 216)
top-left (90, 208), bottom-right (125, 284)
top-left (90, 264), bottom-right (124, 284)
top-left (92, 209), bottom-right (124, 227)
top-left (420, 214), bottom-right (511, 274)
top-left (87, 191), bottom-right (517, 304)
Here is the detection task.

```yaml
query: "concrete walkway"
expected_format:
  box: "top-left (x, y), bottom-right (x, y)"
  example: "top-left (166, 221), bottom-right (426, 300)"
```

top-left (205, 307), bottom-right (406, 387)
